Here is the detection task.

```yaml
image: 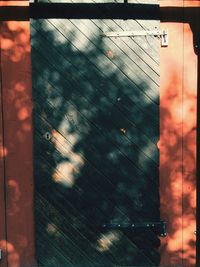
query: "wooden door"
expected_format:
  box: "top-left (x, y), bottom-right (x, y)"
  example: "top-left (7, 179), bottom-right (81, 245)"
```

top-left (0, 25), bottom-right (7, 267)
top-left (31, 1), bottom-right (161, 265)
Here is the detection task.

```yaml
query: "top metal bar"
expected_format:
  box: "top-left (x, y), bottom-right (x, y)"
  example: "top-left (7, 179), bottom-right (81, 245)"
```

top-left (0, 3), bottom-right (160, 21)
top-left (0, 5), bottom-right (199, 22)
top-left (29, 3), bottom-right (160, 20)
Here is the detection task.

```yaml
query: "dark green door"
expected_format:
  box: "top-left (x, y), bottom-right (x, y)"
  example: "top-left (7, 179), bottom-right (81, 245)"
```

top-left (31, 1), bottom-right (160, 265)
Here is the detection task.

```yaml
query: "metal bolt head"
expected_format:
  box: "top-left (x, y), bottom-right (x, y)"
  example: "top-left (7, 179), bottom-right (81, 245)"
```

top-left (160, 233), bottom-right (167, 237)
top-left (120, 128), bottom-right (126, 134)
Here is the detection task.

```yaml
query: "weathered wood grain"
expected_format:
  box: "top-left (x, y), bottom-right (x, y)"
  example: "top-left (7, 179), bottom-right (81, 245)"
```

top-left (31, 1), bottom-right (160, 265)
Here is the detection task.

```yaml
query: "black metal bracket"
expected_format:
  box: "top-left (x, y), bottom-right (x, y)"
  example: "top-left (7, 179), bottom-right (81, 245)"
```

top-left (29, 3), bottom-right (159, 20)
top-left (102, 221), bottom-right (167, 237)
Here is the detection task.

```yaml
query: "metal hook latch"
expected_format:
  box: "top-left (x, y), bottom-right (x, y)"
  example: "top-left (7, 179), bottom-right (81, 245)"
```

top-left (161, 30), bottom-right (168, 47)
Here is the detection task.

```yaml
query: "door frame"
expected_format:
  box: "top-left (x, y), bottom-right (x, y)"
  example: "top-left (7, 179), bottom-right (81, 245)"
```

top-left (0, 22), bottom-right (7, 267)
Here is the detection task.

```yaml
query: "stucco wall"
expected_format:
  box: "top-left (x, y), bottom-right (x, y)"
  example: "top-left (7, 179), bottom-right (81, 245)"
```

top-left (0, 1), bottom-right (199, 266)
top-left (0, 1), bottom-right (35, 267)
top-left (160, 0), bottom-right (199, 266)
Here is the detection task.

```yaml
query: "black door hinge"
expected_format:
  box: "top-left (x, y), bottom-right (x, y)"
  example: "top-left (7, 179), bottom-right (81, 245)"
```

top-left (102, 221), bottom-right (167, 237)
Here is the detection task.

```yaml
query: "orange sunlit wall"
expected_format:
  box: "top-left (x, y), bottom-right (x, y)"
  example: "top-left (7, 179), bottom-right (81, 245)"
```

top-left (0, 0), bottom-right (199, 267)
top-left (159, 0), bottom-right (199, 266)
top-left (0, 1), bottom-right (36, 267)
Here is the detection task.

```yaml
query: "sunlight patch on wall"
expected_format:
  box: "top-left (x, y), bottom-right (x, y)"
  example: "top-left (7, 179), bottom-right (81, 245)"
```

top-left (0, 145), bottom-right (8, 158)
top-left (0, 240), bottom-right (20, 267)
top-left (160, 21), bottom-right (196, 265)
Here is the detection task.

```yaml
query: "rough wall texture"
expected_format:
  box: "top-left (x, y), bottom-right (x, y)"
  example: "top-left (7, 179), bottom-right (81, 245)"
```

top-left (0, 1), bottom-right (36, 267)
top-left (159, 0), bottom-right (199, 266)
top-left (0, 0), bottom-right (199, 266)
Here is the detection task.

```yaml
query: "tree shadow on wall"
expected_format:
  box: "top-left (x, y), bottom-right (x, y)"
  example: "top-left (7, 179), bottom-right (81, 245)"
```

top-left (31, 18), bottom-right (160, 267)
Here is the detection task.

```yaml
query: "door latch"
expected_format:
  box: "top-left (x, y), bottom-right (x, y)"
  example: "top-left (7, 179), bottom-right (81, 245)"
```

top-left (102, 29), bottom-right (168, 47)
top-left (44, 131), bottom-right (52, 141)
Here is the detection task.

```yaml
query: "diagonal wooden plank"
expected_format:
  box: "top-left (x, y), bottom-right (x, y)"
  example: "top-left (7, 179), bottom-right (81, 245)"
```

top-left (34, 90), bottom-right (159, 185)
top-left (30, 24), bottom-right (159, 140)
top-left (30, 42), bottom-right (159, 147)
top-left (61, 18), bottom-right (160, 86)
top-left (83, 19), bottom-right (160, 82)
top-left (46, 18), bottom-right (159, 104)
top-left (36, 193), bottom-right (156, 266)
top-left (30, 20), bottom-right (157, 121)
top-left (32, 72), bottom-right (159, 166)
top-left (34, 127), bottom-right (159, 223)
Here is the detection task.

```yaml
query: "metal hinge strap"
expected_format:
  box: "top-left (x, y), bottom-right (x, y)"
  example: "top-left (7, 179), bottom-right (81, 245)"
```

top-left (102, 29), bottom-right (168, 47)
top-left (102, 221), bottom-right (167, 237)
